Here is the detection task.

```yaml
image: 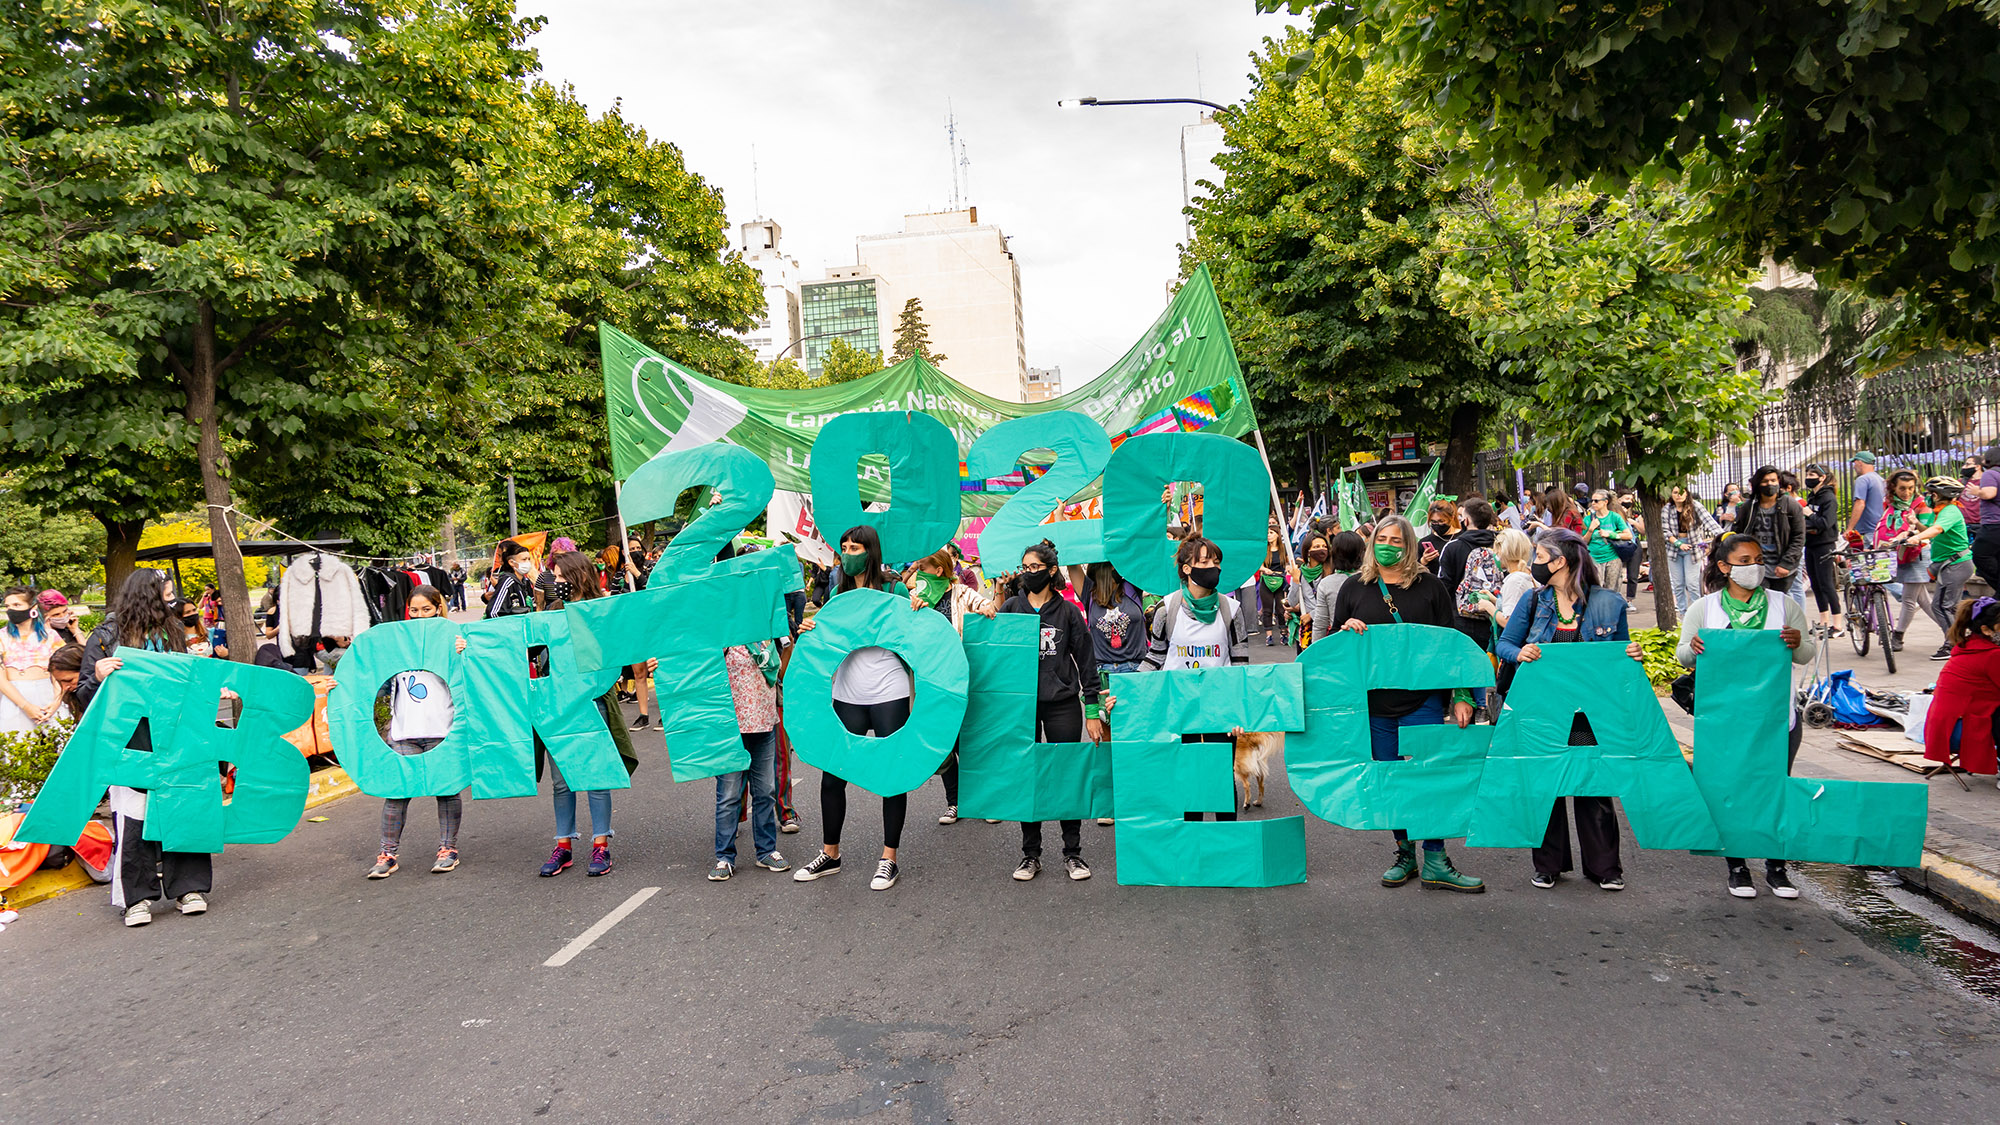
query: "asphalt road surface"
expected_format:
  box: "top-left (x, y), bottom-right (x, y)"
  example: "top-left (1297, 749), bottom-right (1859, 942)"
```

top-left (5, 641), bottom-right (1998, 1122)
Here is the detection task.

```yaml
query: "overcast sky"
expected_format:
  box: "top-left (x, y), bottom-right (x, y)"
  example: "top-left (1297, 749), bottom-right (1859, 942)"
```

top-left (517, 0), bottom-right (1290, 387)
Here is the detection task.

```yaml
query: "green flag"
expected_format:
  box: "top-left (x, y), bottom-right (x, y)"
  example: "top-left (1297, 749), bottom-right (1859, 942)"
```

top-left (599, 265), bottom-right (1259, 517)
top-left (1403, 459), bottom-right (1442, 520)
top-left (1336, 471), bottom-right (1356, 529)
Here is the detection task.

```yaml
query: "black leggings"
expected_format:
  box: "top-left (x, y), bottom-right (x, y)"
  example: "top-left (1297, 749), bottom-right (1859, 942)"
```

top-left (1805, 544), bottom-right (1841, 615)
top-left (826, 698), bottom-right (912, 849)
top-left (1020, 698), bottom-right (1087, 857)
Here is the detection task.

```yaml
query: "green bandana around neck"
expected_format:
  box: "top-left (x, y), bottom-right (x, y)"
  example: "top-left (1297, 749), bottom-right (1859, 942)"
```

top-left (912, 569), bottom-right (949, 607)
top-left (1300, 564), bottom-right (1324, 582)
top-left (1183, 588), bottom-right (1220, 623)
top-left (1720, 585), bottom-right (1769, 631)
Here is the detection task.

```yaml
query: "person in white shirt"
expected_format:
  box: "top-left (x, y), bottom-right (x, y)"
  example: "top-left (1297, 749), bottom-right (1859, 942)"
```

top-left (1140, 535), bottom-right (1250, 822)
top-left (366, 586), bottom-right (467, 879)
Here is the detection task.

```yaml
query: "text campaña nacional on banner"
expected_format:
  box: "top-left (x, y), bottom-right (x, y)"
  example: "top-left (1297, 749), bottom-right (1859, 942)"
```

top-left (598, 264), bottom-right (1260, 519)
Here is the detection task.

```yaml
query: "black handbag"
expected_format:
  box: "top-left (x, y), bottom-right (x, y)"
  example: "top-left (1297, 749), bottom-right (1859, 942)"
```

top-left (1670, 670), bottom-right (1696, 714)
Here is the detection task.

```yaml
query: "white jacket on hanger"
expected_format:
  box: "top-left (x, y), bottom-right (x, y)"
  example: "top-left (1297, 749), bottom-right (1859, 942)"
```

top-left (278, 552), bottom-right (371, 656)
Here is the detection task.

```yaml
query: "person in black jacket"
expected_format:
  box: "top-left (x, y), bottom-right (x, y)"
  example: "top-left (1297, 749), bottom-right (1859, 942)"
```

top-left (1799, 463), bottom-right (1843, 636)
top-left (485, 539), bottom-right (537, 618)
top-left (1000, 540), bottom-right (1106, 883)
top-left (1436, 497), bottom-right (1500, 656)
top-left (1329, 515), bottom-right (1485, 894)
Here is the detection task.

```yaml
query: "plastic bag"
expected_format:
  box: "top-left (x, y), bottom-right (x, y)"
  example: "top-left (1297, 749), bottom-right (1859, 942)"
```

top-left (1824, 669), bottom-right (1878, 726)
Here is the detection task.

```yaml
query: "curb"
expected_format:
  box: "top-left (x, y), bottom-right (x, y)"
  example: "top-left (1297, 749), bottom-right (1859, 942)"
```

top-left (1, 766), bottom-right (359, 915)
top-left (1897, 850), bottom-right (2000, 929)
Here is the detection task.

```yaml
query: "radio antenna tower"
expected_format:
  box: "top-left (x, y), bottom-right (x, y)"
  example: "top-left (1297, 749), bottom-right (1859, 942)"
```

top-left (947, 104), bottom-right (971, 209)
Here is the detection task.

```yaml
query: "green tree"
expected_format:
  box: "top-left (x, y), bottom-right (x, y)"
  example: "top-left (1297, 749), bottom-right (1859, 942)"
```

top-left (1, 1), bottom-right (556, 656)
top-left (889, 297), bottom-right (946, 366)
top-left (819, 337), bottom-right (885, 384)
top-left (0, 477), bottom-right (107, 596)
top-left (1182, 30), bottom-right (1526, 498)
top-left (1273, 0), bottom-right (2000, 358)
top-left (1435, 183), bottom-right (1766, 625)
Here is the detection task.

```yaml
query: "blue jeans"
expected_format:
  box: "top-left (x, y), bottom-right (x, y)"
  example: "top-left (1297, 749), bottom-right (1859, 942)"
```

top-left (1666, 549), bottom-right (1702, 614)
top-left (715, 728), bottom-right (779, 864)
top-left (1100, 660), bottom-right (1142, 676)
top-left (551, 758), bottom-right (612, 842)
top-left (1368, 693), bottom-right (1448, 852)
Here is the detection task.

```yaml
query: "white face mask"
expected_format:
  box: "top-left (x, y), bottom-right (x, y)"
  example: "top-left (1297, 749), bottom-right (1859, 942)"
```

top-left (1727, 563), bottom-right (1765, 590)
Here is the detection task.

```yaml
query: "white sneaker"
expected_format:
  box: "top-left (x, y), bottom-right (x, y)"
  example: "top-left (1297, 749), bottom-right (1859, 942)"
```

top-left (869, 859), bottom-right (899, 891)
top-left (1095, 817), bottom-right (1114, 826)
top-left (176, 892), bottom-right (207, 915)
top-left (937, 805), bottom-right (959, 825)
top-left (123, 901), bottom-right (152, 927)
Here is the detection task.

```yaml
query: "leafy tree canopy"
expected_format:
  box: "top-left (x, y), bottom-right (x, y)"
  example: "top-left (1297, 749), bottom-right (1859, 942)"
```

top-left (1266, 0), bottom-right (2000, 358)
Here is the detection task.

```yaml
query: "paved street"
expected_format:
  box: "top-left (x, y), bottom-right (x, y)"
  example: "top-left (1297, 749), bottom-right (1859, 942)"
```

top-left (5, 626), bottom-right (2000, 1124)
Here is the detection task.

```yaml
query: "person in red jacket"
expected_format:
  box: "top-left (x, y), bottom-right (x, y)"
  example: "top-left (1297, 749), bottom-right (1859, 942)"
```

top-left (1924, 597), bottom-right (2000, 779)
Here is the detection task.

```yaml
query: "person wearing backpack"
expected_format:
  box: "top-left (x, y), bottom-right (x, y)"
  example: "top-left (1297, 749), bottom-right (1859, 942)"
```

top-left (1438, 499), bottom-right (1502, 706)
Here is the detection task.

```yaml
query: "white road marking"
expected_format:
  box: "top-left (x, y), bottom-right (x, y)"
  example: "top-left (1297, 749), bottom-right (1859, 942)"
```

top-left (543, 887), bottom-right (661, 967)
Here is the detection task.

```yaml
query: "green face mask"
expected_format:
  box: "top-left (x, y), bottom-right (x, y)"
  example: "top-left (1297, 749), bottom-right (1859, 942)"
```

top-left (840, 551), bottom-right (870, 577)
top-left (1373, 543), bottom-right (1406, 567)
top-left (912, 569), bottom-right (949, 605)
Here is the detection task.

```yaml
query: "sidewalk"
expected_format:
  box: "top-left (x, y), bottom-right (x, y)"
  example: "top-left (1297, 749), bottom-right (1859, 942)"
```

top-left (1631, 586), bottom-right (2000, 925)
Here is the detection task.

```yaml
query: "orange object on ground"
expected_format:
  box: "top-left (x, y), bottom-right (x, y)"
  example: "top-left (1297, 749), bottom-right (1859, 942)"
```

top-left (2, 812), bottom-right (113, 889)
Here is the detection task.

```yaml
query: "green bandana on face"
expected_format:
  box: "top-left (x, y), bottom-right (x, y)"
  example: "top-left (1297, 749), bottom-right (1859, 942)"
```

top-left (1184, 588), bottom-right (1220, 623)
top-left (912, 569), bottom-right (949, 607)
top-left (839, 552), bottom-right (869, 577)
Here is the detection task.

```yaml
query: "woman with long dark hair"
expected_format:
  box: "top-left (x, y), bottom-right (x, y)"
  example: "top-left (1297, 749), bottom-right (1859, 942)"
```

top-left (1286, 531), bottom-right (1332, 649)
top-left (792, 525), bottom-right (915, 891)
top-left (74, 570), bottom-right (205, 927)
top-left (536, 551), bottom-right (639, 879)
top-left (1675, 532), bottom-right (1816, 900)
top-left (999, 540), bottom-right (1105, 881)
top-left (1495, 528), bottom-right (1645, 890)
top-left (1, 585), bottom-right (61, 732)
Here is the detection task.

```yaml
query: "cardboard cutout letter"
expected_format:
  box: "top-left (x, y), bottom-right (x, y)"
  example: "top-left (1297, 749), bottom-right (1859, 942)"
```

top-left (19, 649), bottom-right (313, 852)
top-left (1107, 664), bottom-right (1307, 887)
top-left (1101, 431), bottom-right (1270, 594)
top-left (1467, 645), bottom-right (1719, 849)
top-left (955, 613), bottom-right (1113, 821)
top-left (1691, 630), bottom-right (1927, 865)
top-left (326, 618), bottom-right (474, 799)
top-left (1286, 625), bottom-right (1494, 840)
top-left (782, 588), bottom-right (967, 796)
top-left (967, 412), bottom-right (1112, 566)
top-left (810, 410), bottom-right (960, 567)
top-left (453, 611), bottom-right (625, 797)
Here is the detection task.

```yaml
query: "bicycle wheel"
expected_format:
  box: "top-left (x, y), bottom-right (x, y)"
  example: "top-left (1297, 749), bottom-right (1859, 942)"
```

top-left (1850, 594), bottom-right (1871, 657)
top-left (1874, 589), bottom-right (1897, 673)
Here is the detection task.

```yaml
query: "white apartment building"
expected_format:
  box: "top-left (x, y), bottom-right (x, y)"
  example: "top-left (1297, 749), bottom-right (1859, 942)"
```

top-left (733, 219), bottom-right (803, 363)
top-left (855, 207), bottom-right (1027, 401)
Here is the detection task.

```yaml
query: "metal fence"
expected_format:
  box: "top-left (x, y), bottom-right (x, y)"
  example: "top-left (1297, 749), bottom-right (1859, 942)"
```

top-left (1473, 355), bottom-right (2000, 505)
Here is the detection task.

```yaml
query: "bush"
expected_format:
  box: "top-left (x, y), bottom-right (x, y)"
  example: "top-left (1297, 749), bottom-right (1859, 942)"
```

top-left (1629, 628), bottom-right (1684, 690)
top-left (0, 719), bottom-right (73, 804)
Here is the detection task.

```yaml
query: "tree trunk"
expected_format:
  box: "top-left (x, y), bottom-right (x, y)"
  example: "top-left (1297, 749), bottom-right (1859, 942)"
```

top-left (99, 516), bottom-right (146, 605)
top-left (1626, 437), bottom-right (1678, 630)
top-left (182, 299), bottom-right (256, 663)
top-left (1442, 402), bottom-right (1484, 499)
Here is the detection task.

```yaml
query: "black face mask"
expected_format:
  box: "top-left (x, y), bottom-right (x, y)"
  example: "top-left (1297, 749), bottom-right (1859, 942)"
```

top-left (5, 607), bottom-right (30, 625)
top-left (1530, 561), bottom-right (1554, 586)
top-left (1187, 565), bottom-right (1222, 591)
top-left (1804, 477), bottom-right (1822, 489)
top-left (1430, 522), bottom-right (1451, 536)
top-left (1757, 483), bottom-right (1780, 497)
top-left (1019, 569), bottom-right (1052, 594)
top-left (1966, 467), bottom-right (1981, 480)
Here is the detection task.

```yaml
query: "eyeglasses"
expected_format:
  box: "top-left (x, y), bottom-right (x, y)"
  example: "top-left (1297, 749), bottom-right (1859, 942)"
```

top-left (1020, 563), bottom-right (1049, 573)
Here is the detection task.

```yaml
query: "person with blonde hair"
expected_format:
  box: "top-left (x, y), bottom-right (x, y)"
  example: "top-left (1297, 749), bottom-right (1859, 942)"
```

top-left (1329, 515), bottom-right (1485, 893)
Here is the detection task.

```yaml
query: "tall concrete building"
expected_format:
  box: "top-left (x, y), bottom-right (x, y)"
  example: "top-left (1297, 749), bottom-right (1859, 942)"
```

top-left (733, 220), bottom-right (803, 363)
top-left (798, 265), bottom-right (883, 376)
top-left (856, 208), bottom-right (1026, 400)
top-left (1022, 366), bottom-right (1061, 402)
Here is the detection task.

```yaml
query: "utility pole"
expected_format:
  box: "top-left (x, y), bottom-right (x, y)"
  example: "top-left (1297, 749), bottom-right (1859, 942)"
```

top-left (506, 473), bottom-right (519, 537)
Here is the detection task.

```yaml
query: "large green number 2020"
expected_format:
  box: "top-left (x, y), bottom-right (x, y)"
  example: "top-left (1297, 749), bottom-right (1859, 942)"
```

top-left (967, 412), bottom-right (1113, 568)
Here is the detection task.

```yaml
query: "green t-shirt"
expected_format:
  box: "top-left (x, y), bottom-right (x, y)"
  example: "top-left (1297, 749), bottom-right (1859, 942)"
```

top-left (1928, 503), bottom-right (1970, 564)
top-left (1585, 510), bottom-right (1628, 563)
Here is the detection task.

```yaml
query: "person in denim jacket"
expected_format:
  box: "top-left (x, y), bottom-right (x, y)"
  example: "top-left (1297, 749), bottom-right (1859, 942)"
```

top-left (1495, 528), bottom-right (1647, 892)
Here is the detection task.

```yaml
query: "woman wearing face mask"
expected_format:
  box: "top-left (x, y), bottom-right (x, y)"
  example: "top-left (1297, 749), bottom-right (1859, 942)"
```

top-left (75, 570), bottom-right (211, 926)
top-left (1417, 500), bottom-right (1458, 574)
top-left (486, 539), bottom-right (537, 618)
top-left (1714, 483), bottom-right (1745, 532)
top-left (1310, 531), bottom-right (1368, 642)
top-left (535, 553), bottom-right (639, 879)
top-left (793, 525), bottom-right (915, 892)
top-left (1582, 492), bottom-right (1633, 595)
top-left (1286, 532), bottom-right (1332, 649)
top-left (1, 587), bottom-right (63, 732)
top-left (1255, 525), bottom-right (1287, 646)
top-left (176, 596), bottom-right (212, 657)
top-left (1660, 486), bottom-right (1723, 615)
top-left (1877, 470), bottom-right (1933, 654)
top-left (1676, 533), bottom-right (1816, 900)
top-left (999, 540), bottom-right (1107, 881)
top-left (1142, 535), bottom-right (1250, 821)
top-left (1922, 598), bottom-right (2000, 781)
top-left (37, 590), bottom-right (88, 647)
top-left (1901, 477), bottom-right (1976, 661)
top-left (1496, 530), bottom-right (1647, 890)
top-left (1799, 465), bottom-right (1844, 635)
top-left (905, 546), bottom-right (996, 825)
top-left (1741, 466), bottom-right (1806, 596)
top-left (1330, 515), bottom-right (1485, 893)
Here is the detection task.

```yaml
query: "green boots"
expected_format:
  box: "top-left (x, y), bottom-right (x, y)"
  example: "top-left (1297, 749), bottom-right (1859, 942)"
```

top-left (1381, 842), bottom-right (1419, 886)
top-left (1420, 847), bottom-right (1485, 893)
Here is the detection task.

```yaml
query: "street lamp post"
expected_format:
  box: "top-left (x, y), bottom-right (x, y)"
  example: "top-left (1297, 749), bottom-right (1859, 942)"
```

top-left (779, 327), bottom-right (863, 361)
top-left (1057, 96), bottom-right (1227, 112)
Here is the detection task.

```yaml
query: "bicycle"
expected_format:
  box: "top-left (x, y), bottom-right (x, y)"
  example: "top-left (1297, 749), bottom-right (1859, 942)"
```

top-left (1834, 547), bottom-right (1898, 674)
